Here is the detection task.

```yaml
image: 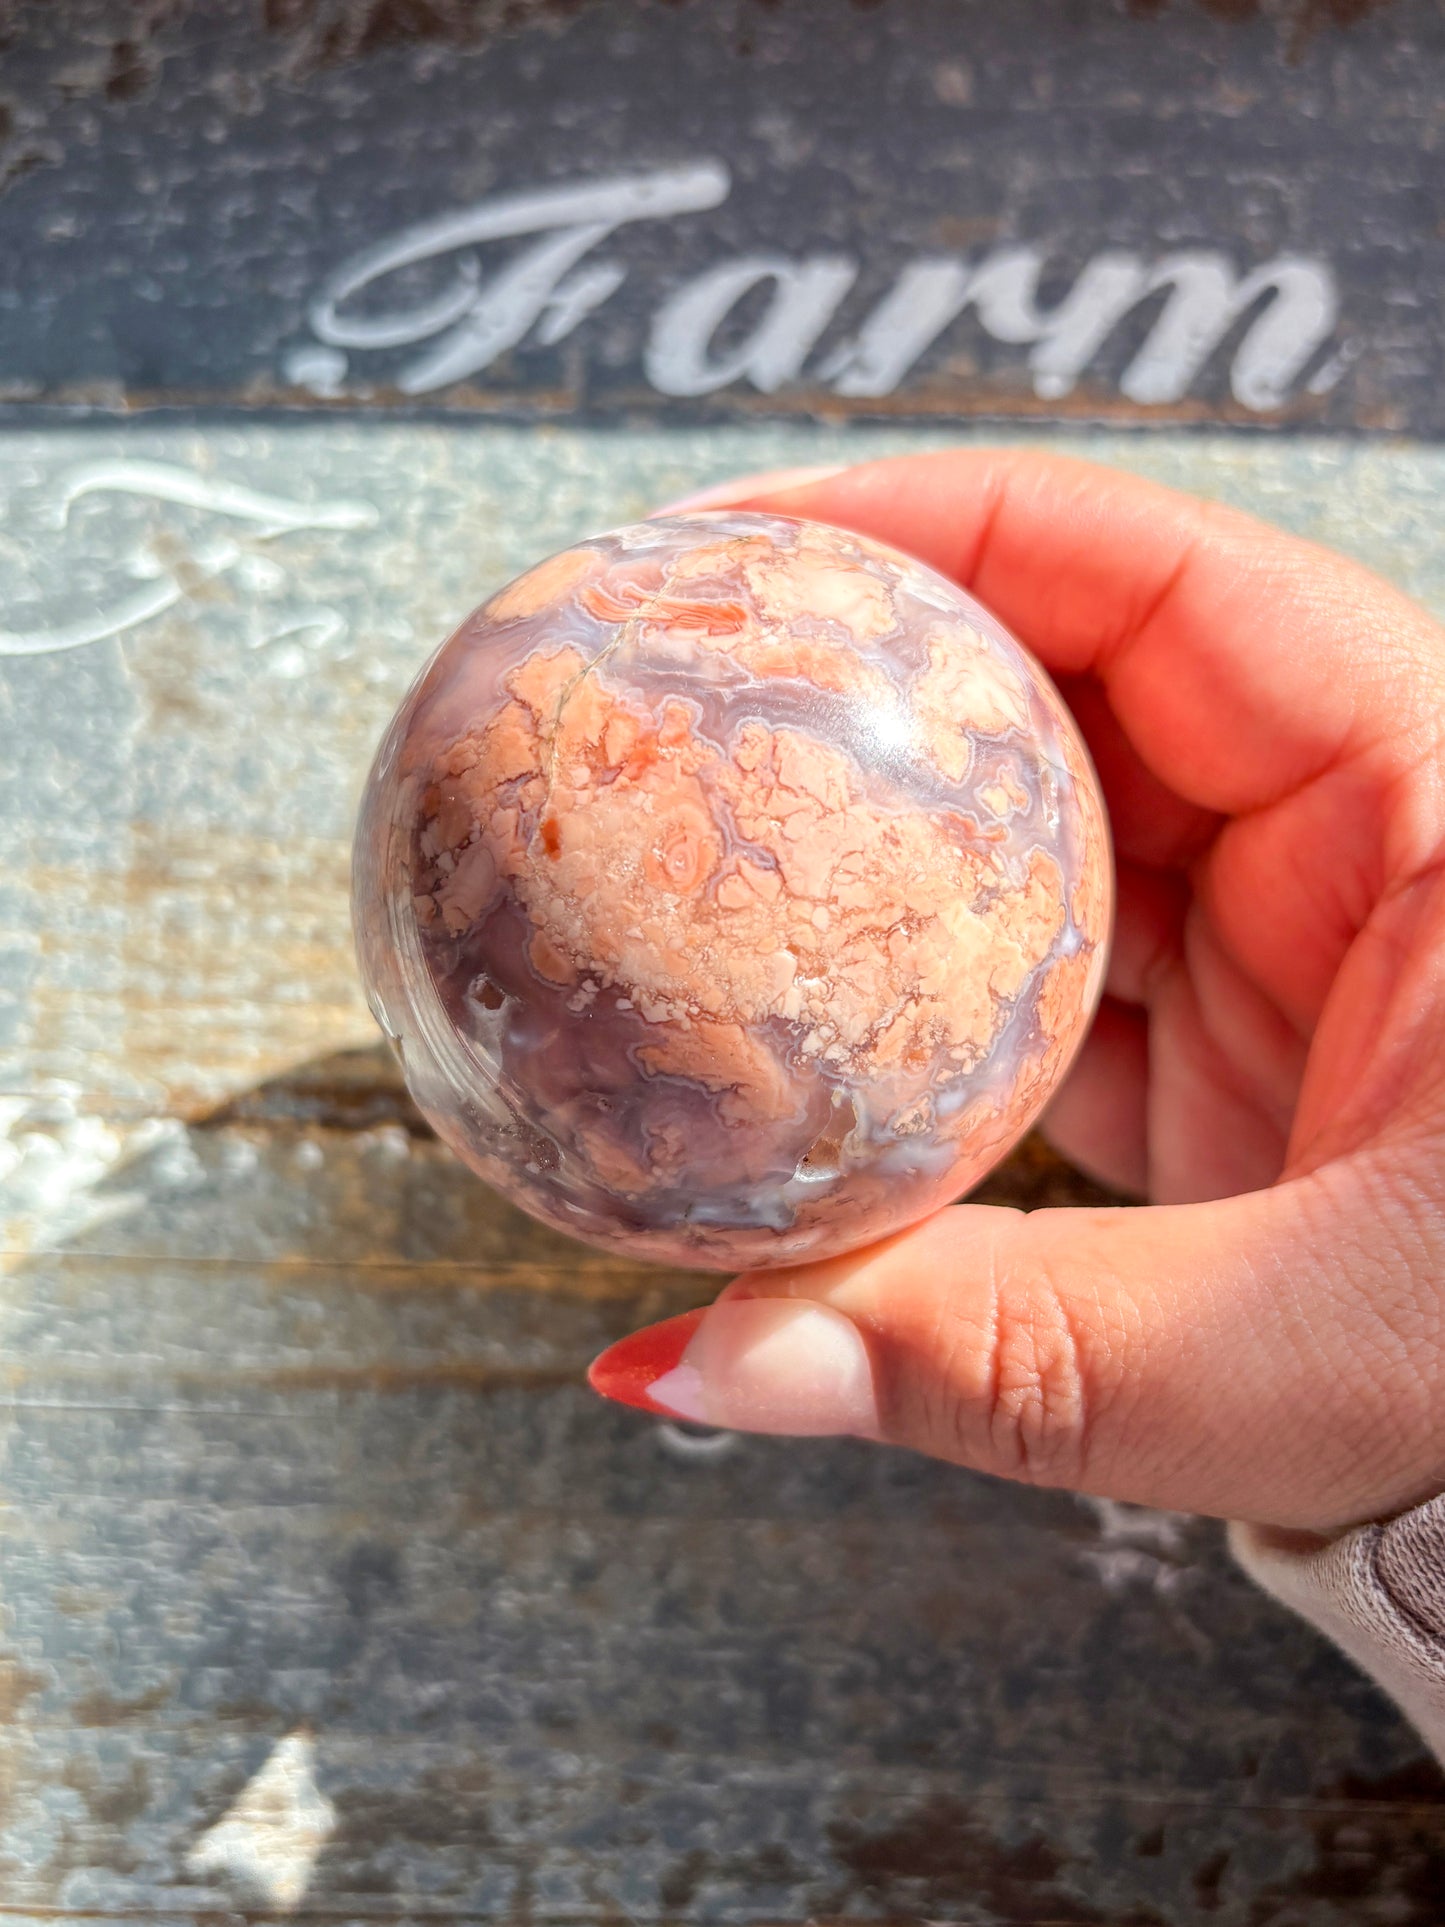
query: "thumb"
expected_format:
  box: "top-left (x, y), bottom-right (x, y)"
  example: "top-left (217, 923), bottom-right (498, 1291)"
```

top-left (589, 1171), bottom-right (1439, 1530)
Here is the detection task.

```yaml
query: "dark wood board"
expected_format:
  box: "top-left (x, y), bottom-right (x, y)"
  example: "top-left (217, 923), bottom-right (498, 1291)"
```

top-left (0, 0), bottom-right (1442, 430)
top-left (4, 1050), bottom-right (1444, 1926)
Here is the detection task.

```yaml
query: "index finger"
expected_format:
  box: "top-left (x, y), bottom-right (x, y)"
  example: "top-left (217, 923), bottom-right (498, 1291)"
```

top-left (698, 449), bottom-right (1443, 819)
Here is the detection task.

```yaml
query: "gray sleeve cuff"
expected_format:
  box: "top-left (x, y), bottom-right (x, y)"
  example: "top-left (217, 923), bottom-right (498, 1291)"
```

top-left (1231, 1494), bottom-right (1445, 1763)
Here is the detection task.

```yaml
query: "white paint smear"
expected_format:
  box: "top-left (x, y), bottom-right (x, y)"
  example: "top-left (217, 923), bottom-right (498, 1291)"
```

top-left (0, 579), bottom-right (184, 658)
top-left (57, 460), bottom-right (378, 533)
top-left (0, 460), bottom-right (376, 657)
top-left (187, 1731), bottom-right (336, 1912)
top-left (1078, 1494), bottom-right (1188, 1553)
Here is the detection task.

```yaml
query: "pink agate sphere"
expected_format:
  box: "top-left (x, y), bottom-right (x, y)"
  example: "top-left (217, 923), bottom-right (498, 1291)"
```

top-left (353, 511), bottom-right (1111, 1270)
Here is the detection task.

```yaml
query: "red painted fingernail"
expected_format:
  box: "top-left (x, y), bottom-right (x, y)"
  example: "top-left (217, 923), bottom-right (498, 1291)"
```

top-left (588, 1308), bottom-right (707, 1415)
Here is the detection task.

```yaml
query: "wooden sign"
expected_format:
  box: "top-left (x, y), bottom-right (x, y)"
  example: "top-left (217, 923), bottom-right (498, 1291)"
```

top-left (0, 0), bottom-right (1440, 429)
top-left (4, 1), bottom-right (1445, 1920)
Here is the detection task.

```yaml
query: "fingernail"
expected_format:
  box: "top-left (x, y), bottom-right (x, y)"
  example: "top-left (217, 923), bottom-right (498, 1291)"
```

top-left (589, 1299), bottom-right (881, 1438)
top-left (587, 1309), bottom-right (706, 1417)
top-left (650, 464), bottom-right (849, 518)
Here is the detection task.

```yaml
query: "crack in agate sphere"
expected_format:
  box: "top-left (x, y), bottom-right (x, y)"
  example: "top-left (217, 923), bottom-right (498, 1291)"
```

top-left (353, 511), bottom-right (1111, 1270)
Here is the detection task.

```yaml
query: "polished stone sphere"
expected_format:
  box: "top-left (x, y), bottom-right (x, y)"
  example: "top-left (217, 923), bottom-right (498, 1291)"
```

top-left (353, 511), bottom-right (1111, 1270)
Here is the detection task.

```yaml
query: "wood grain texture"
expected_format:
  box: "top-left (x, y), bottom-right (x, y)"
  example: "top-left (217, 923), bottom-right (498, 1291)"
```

top-left (3, 424), bottom-right (1444, 1923)
top-left (1, 0), bottom-right (1442, 430)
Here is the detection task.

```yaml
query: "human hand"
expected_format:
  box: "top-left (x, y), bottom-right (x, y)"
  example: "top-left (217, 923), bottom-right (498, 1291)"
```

top-left (589, 450), bottom-right (1445, 1533)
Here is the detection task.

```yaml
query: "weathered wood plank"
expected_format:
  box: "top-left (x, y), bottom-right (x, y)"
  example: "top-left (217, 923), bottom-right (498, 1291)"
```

top-left (2, 1090), bottom-right (1441, 1922)
top-left (4, 423), bottom-right (1445, 1923)
top-left (1, 0), bottom-right (1443, 431)
top-left (3, 424), bottom-right (1444, 1122)
top-left (3, 1385), bottom-right (1441, 1923)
